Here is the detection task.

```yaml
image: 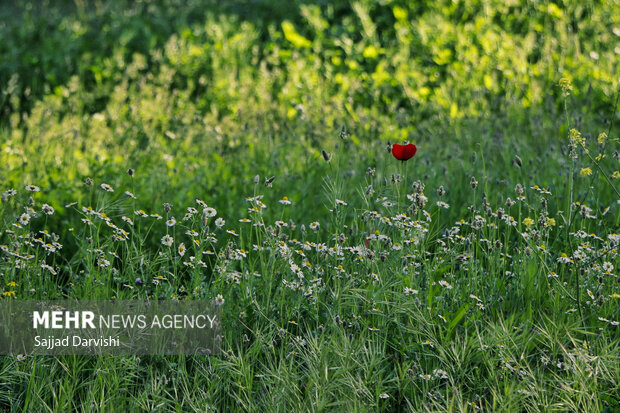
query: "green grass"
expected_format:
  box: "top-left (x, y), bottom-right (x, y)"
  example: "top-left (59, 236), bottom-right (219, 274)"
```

top-left (0, 0), bottom-right (619, 411)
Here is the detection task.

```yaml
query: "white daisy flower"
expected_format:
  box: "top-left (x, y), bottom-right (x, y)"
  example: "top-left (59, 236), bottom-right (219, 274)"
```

top-left (161, 235), bottom-right (174, 247)
top-left (203, 207), bottom-right (217, 218)
top-left (100, 183), bottom-right (114, 192)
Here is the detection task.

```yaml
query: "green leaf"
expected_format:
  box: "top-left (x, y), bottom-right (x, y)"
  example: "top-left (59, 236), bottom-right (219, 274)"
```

top-left (446, 304), bottom-right (470, 337)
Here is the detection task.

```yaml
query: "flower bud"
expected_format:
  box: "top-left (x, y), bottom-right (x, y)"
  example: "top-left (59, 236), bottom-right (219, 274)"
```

top-left (321, 149), bottom-right (331, 162)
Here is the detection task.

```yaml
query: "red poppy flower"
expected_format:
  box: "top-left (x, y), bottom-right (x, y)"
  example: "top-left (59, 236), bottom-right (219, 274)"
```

top-left (392, 143), bottom-right (417, 161)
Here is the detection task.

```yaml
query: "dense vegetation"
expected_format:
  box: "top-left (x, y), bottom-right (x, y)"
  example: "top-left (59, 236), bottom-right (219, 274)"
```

top-left (0, 0), bottom-right (619, 411)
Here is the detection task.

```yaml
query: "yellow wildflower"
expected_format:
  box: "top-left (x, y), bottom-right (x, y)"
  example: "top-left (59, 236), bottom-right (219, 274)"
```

top-left (559, 78), bottom-right (573, 96)
top-left (570, 129), bottom-right (585, 147)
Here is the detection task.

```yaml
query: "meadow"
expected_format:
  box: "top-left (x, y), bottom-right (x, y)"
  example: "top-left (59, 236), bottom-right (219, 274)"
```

top-left (0, 0), bottom-right (619, 411)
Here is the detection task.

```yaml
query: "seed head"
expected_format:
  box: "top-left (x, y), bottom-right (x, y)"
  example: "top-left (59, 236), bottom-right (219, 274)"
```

top-left (415, 193), bottom-right (427, 209)
top-left (264, 176), bottom-right (275, 187)
top-left (412, 180), bottom-right (424, 194)
top-left (496, 208), bottom-right (504, 220)
top-left (470, 176), bottom-right (478, 189)
top-left (437, 186), bottom-right (446, 197)
top-left (127, 168), bottom-right (135, 176)
top-left (515, 184), bottom-right (524, 195)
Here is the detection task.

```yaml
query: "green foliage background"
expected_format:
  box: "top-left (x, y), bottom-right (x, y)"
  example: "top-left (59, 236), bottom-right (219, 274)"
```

top-left (0, 0), bottom-right (617, 232)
